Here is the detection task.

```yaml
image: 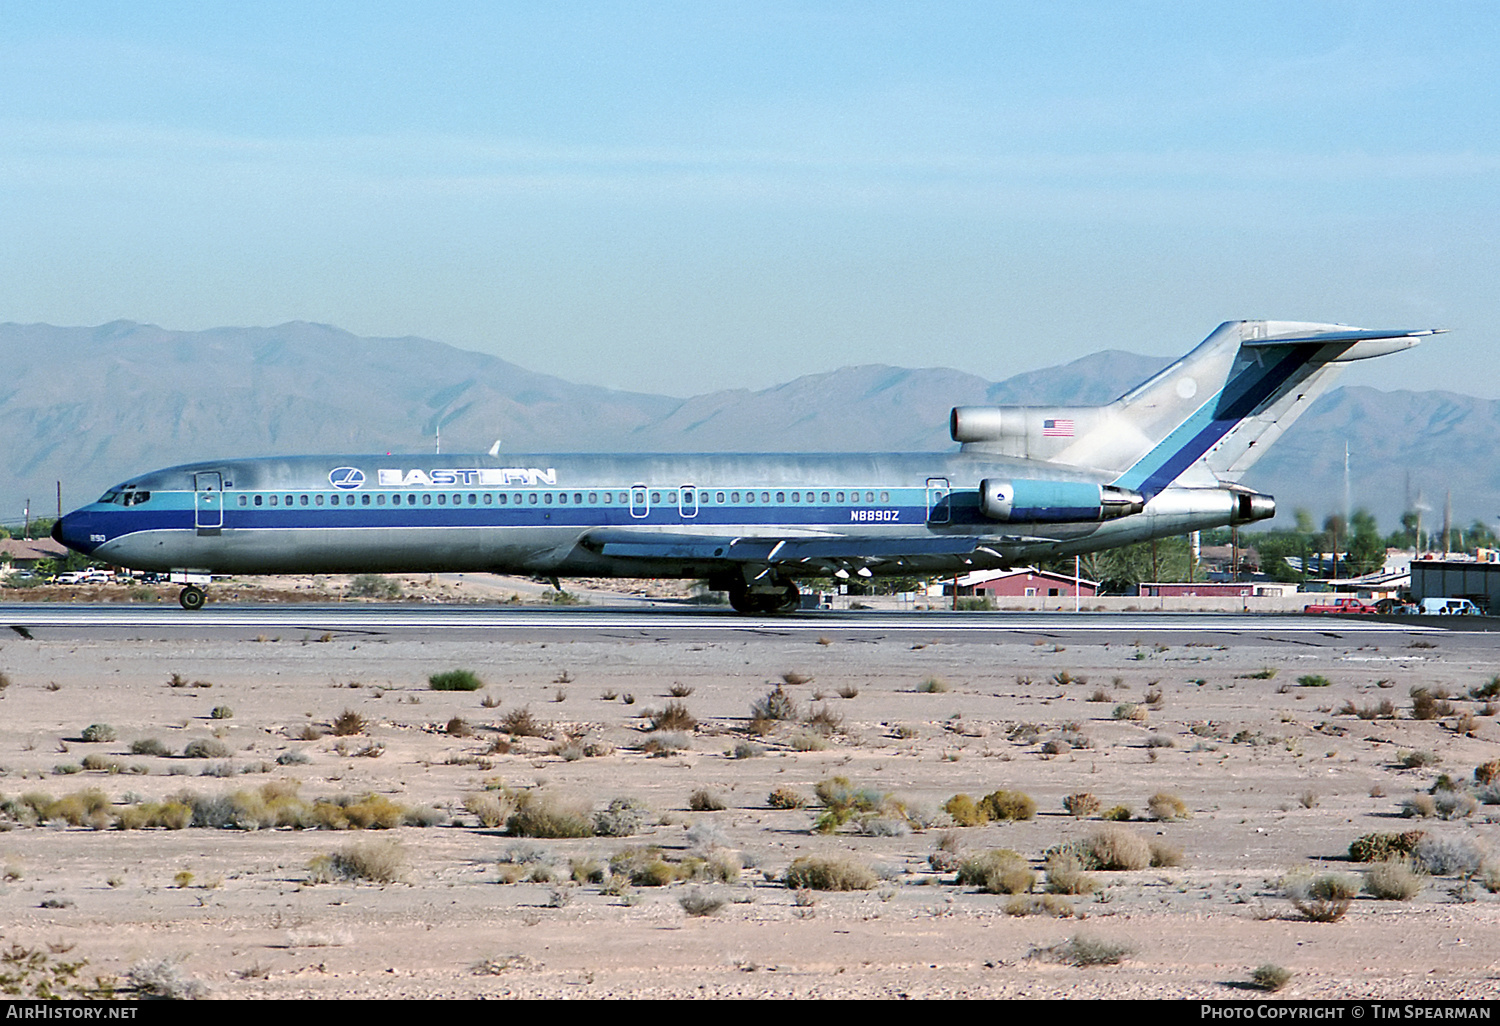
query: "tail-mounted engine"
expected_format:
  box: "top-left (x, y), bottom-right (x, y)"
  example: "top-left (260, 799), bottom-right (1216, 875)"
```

top-left (978, 479), bottom-right (1145, 522)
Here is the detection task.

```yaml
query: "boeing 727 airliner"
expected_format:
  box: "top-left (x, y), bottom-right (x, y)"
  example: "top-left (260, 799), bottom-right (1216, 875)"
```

top-left (54, 320), bottom-right (1436, 612)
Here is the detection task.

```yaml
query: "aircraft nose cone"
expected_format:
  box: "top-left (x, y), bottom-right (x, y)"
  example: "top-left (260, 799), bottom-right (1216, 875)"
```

top-left (53, 511), bottom-right (95, 555)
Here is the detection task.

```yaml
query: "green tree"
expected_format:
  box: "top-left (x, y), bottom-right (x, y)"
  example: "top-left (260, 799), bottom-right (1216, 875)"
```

top-left (1347, 510), bottom-right (1385, 576)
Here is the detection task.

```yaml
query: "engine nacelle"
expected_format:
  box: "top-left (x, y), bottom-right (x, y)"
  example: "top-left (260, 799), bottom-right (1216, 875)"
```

top-left (979, 479), bottom-right (1145, 522)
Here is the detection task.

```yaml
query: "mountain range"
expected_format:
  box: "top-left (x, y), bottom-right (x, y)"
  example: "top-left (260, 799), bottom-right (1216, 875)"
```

top-left (0, 320), bottom-right (1489, 532)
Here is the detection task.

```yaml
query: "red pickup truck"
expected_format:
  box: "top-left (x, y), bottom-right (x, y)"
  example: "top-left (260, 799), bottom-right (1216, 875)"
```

top-left (1303, 597), bottom-right (1379, 615)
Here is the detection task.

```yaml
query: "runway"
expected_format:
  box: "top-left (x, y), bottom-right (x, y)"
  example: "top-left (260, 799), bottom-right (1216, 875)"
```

top-left (0, 601), bottom-right (1470, 643)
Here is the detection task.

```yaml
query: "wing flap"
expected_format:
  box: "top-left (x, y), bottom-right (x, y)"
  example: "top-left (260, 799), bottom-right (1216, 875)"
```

top-left (585, 530), bottom-right (982, 563)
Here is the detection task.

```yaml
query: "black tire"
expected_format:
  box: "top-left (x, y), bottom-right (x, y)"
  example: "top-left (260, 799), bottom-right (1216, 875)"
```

top-left (726, 575), bottom-right (801, 615)
top-left (179, 586), bottom-right (205, 611)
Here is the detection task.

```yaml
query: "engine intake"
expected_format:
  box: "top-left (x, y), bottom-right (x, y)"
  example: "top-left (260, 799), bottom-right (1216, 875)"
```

top-left (979, 479), bottom-right (1145, 522)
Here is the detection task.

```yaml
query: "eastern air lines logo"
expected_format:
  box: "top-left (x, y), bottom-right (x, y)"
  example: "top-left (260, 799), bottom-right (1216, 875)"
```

top-left (329, 467), bottom-right (366, 490)
top-left (376, 468), bottom-right (557, 487)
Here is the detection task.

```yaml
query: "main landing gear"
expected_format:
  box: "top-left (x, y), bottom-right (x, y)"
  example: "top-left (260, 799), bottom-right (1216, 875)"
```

top-left (722, 571), bottom-right (802, 615)
top-left (178, 586), bottom-right (206, 611)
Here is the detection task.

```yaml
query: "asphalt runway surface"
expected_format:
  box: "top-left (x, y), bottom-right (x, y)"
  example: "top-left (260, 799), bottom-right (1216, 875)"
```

top-left (4, 602), bottom-right (1494, 650)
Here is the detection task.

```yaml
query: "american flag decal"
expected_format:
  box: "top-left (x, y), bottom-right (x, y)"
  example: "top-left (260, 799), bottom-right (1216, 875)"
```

top-left (1042, 418), bottom-right (1074, 437)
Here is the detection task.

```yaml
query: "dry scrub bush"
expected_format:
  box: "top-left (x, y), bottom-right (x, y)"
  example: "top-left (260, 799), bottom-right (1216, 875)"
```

top-left (308, 838), bottom-right (407, 884)
top-left (1063, 792), bottom-right (1101, 818)
top-left (1029, 934), bottom-right (1133, 966)
top-left (688, 789), bottom-right (727, 812)
top-left (1146, 791), bottom-right (1190, 821)
top-left (1251, 965), bottom-right (1294, 992)
top-left (611, 847), bottom-right (679, 887)
top-left (1148, 839), bottom-right (1184, 867)
top-left (768, 788), bottom-right (808, 810)
top-left (812, 776), bottom-right (885, 833)
top-left (1475, 760), bottom-right (1500, 786)
top-left (499, 707), bottom-right (547, 737)
top-left (1005, 894), bottom-right (1075, 917)
top-left (1411, 687), bottom-right (1456, 720)
top-left (463, 790), bottom-right (518, 828)
top-left (678, 888), bottom-right (726, 917)
top-left (593, 797), bottom-right (650, 837)
top-left (916, 676), bottom-right (950, 693)
top-left (1413, 836), bottom-right (1487, 876)
top-left (648, 701), bottom-right (698, 733)
top-left (802, 704), bottom-right (844, 736)
top-left (944, 789), bottom-right (1035, 826)
top-left (1048, 825), bottom-right (1153, 871)
top-left (80, 724), bottom-right (116, 743)
top-left (751, 686), bottom-right (797, 722)
top-left (980, 789), bottom-right (1036, 821)
top-left (329, 710), bottom-right (367, 736)
top-left (1044, 853), bottom-right (1100, 895)
top-left (957, 849), bottom-right (1035, 894)
top-left (1396, 789), bottom-right (1435, 816)
top-left (1285, 873), bottom-right (1358, 922)
top-left (1349, 831), bottom-right (1426, 862)
top-left (783, 856), bottom-right (877, 891)
top-left (1342, 699), bottom-right (1397, 720)
top-left (1363, 860), bottom-right (1425, 900)
top-left (507, 790), bottom-right (594, 838)
top-left (0, 936), bottom-right (101, 999)
top-left (42, 789), bottom-right (112, 829)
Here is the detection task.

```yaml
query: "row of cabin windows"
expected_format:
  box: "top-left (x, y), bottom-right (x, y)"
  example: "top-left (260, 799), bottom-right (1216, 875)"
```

top-left (235, 489), bottom-right (895, 508)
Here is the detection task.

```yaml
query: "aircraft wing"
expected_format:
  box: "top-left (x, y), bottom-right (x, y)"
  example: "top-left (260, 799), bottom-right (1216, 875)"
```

top-left (582, 529), bottom-right (986, 564)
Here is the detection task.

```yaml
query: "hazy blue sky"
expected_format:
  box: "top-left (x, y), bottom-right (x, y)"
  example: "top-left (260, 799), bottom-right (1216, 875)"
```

top-left (2, 2), bottom-right (1495, 397)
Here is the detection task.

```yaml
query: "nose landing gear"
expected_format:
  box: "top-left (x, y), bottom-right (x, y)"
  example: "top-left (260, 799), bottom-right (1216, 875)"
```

top-left (178, 585), bottom-right (206, 611)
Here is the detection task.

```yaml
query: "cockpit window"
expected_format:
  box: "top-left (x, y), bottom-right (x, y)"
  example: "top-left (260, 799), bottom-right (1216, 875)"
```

top-left (98, 491), bottom-right (120, 504)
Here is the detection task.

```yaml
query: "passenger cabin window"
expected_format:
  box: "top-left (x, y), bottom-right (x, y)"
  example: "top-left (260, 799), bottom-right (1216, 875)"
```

top-left (315, 494), bottom-right (324, 507)
top-left (238, 495), bottom-right (247, 506)
top-left (422, 494), bottom-right (431, 505)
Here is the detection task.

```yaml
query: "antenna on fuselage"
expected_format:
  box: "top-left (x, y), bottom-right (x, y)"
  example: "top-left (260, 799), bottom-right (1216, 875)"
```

top-left (487, 439), bottom-right (502, 457)
top-left (435, 422), bottom-right (441, 456)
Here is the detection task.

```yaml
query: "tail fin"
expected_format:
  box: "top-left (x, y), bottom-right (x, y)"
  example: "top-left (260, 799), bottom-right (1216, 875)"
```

top-left (952, 320), bottom-right (1438, 496)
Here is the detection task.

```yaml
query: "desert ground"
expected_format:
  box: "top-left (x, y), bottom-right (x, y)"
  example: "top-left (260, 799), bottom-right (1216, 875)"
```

top-left (1, 579), bottom-right (1498, 1000)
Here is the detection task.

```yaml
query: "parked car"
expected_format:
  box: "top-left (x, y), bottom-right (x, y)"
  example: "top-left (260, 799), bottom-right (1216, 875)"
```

top-left (1418, 597), bottom-right (1481, 615)
top-left (1302, 596), bottom-right (1379, 615)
